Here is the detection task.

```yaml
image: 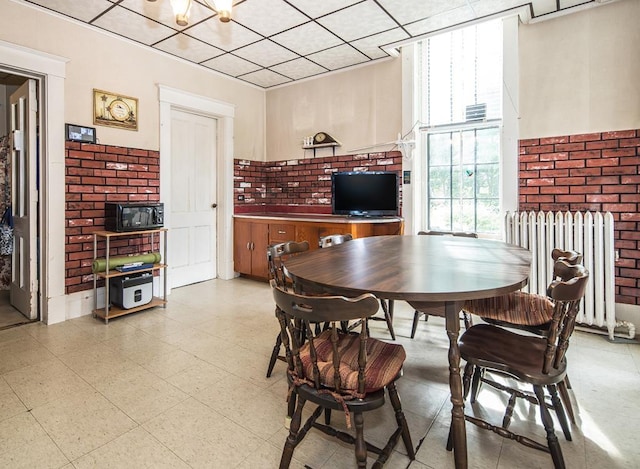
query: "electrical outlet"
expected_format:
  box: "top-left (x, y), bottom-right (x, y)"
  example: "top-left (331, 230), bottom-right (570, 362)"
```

top-left (237, 194), bottom-right (245, 201)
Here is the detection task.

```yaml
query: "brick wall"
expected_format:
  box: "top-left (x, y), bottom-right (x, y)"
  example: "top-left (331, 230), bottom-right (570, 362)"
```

top-left (234, 151), bottom-right (403, 213)
top-left (65, 142), bottom-right (160, 294)
top-left (519, 129), bottom-right (640, 305)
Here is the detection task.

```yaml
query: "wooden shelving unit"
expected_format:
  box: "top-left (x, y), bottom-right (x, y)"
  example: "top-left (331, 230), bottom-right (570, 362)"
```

top-left (92, 228), bottom-right (168, 324)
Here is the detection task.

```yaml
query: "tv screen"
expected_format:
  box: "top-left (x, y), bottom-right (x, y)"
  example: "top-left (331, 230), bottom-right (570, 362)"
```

top-left (332, 171), bottom-right (399, 217)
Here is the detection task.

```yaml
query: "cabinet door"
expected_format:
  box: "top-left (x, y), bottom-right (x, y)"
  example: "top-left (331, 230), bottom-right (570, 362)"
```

top-left (296, 224), bottom-right (321, 250)
top-left (251, 223), bottom-right (269, 279)
top-left (234, 219), bottom-right (253, 275)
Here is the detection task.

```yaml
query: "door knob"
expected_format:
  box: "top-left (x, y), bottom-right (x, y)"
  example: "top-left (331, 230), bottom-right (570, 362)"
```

top-left (211, 203), bottom-right (218, 208)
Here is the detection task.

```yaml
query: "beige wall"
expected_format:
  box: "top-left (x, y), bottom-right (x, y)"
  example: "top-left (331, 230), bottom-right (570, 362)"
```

top-left (0, 0), bottom-right (265, 160)
top-left (265, 58), bottom-right (402, 161)
top-left (519, 0), bottom-right (640, 139)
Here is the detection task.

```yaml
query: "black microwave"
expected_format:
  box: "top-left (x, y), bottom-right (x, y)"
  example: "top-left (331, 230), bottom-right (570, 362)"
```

top-left (105, 202), bottom-right (164, 232)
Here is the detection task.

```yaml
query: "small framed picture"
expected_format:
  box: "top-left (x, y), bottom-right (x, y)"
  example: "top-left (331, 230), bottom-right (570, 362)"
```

top-left (93, 89), bottom-right (138, 131)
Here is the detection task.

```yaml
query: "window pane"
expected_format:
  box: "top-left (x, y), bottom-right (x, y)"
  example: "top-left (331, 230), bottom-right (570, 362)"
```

top-left (429, 199), bottom-right (451, 231)
top-left (476, 164), bottom-right (499, 198)
top-left (428, 132), bottom-right (452, 166)
top-left (428, 166), bottom-right (451, 198)
top-left (476, 199), bottom-right (501, 232)
top-left (475, 128), bottom-right (500, 163)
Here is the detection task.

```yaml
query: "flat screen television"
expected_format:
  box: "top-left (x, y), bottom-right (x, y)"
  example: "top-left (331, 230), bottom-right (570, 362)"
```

top-left (332, 171), bottom-right (399, 217)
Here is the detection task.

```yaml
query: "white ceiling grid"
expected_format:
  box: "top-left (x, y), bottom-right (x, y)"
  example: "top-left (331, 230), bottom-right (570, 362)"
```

top-left (22, 0), bottom-right (616, 88)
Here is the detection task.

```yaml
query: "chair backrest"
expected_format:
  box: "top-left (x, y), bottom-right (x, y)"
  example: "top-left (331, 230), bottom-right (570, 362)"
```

top-left (267, 240), bottom-right (309, 290)
top-left (318, 233), bottom-right (353, 248)
top-left (418, 230), bottom-right (478, 238)
top-left (551, 248), bottom-right (583, 265)
top-left (543, 260), bottom-right (589, 374)
top-left (271, 281), bottom-right (380, 395)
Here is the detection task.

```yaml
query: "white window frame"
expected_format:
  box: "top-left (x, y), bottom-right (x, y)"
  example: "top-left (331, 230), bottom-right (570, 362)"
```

top-left (401, 15), bottom-right (519, 238)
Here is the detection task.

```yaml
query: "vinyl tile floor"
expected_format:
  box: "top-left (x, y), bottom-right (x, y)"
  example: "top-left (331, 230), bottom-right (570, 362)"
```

top-left (0, 277), bottom-right (638, 468)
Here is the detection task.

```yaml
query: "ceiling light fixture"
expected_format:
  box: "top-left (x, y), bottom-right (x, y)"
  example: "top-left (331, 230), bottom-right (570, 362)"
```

top-left (146, 0), bottom-right (232, 26)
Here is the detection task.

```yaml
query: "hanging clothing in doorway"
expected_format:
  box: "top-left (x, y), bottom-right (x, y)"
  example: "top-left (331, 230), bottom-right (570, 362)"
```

top-left (0, 135), bottom-right (10, 289)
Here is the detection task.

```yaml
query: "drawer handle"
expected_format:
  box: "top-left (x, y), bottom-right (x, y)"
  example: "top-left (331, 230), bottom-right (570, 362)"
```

top-left (278, 230), bottom-right (286, 234)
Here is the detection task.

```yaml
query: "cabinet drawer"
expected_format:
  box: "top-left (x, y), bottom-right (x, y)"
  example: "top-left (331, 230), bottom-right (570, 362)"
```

top-left (269, 223), bottom-right (295, 242)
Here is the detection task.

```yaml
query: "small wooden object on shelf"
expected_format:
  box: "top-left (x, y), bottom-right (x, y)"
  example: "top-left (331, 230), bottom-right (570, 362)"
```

top-left (92, 228), bottom-right (168, 324)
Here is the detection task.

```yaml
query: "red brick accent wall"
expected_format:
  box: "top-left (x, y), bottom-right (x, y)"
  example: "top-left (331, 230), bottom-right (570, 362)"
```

top-left (65, 142), bottom-right (160, 294)
top-left (519, 129), bottom-right (640, 305)
top-left (234, 151), bottom-right (403, 213)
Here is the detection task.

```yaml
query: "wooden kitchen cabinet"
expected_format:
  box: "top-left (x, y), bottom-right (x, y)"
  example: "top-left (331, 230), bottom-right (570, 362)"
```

top-left (233, 218), bottom-right (269, 278)
top-left (233, 214), bottom-right (403, 280)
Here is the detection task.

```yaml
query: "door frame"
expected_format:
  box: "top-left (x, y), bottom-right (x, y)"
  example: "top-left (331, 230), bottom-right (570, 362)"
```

top-left (0, 40), bottom-right (67, 324)
top-left (158, 85), bottom-right (235, 294)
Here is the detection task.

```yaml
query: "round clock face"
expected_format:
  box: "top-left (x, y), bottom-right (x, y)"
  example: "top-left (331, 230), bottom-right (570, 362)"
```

top-left (315, 132), bottom-right (326, 144)
top-left (109, 99), bottom-right (130, 121)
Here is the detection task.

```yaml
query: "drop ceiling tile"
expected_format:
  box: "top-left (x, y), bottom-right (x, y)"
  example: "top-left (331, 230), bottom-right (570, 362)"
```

top-left (404, 5), bottom-right (476, 37)
top-left (185, 18), bottom-right (261, 52)
top-left (155, 33), bottom-right (224, 63)
top-left (119, 0), bottom-right (214, 30)
top-left (307, 44), bottom-right (369, 70)
top-left (270, 58), bottom-right (327, 80)
top-left (232, 0), bottom-right (309, 36)
top-left (560, 0), bottom-right (592, 8)
top-left (350, 28), bottom-right (409, 59)
top-left (92, 4), bottom-right (176, 45)
top-left (233, 40), bottom-right (299, 67)
top-left (26, 0), bottom-right (114, 23)
top-left (531, 0), bottom-right (560, 16)
top-left (377, 0), bottom-right (468, 26)
top-left (317, 1), bottom-right (398, 42)
top-left (239, 69), bottom-right (291, 88)
top-left (201, 53), bottom-right (261, 76)
top-left (286, 0), bottom-right (361, 19)
top-left (271, 22), bottom-right (343, 56)
top-left (469, 0), bottom-right (528, 18)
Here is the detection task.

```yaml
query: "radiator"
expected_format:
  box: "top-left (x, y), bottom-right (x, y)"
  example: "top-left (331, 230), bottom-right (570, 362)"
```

top-left (504, 211), bottom-right (633, 340)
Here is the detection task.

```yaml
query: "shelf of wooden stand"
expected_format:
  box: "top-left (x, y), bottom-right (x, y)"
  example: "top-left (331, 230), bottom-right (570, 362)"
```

top-left (93, 297), bottom-right (167, 320)
top-left (95, 263), bottom-right (168, 279)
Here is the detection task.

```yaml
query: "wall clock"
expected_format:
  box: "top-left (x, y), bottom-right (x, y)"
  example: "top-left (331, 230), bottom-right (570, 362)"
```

top-left (93, 89), bottom-right (138, 131)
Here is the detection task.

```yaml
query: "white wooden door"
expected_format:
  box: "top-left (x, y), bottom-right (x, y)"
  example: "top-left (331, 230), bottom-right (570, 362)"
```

top-left (169, 108), bottom-right (217, 288)
top-left (9, 80), bottom-right (38, 319)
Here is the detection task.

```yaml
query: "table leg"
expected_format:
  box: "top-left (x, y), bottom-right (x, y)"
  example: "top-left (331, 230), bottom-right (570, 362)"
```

top-left (445, 300), bottom-right (467, 468)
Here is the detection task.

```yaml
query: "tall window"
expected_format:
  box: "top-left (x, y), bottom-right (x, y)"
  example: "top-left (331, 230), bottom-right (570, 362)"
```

top-left (417, 20), bottom-right (503, 234)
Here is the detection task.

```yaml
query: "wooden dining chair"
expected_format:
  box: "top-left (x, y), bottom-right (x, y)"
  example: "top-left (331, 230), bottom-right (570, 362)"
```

top-left (462, 248), bottom-right (583, 424)
top-left (318, 233), bottom-right (352, 248)
top-left (452, 260), bottom-right (589, 469)
top-left (319, 233), bottom-right (397, 340)
top-left (407, 230), bottom-right (478, 339)
top-left (271, 281), bottom-right (415, 468)
top-left (266, 240), bottom-right (310, 378)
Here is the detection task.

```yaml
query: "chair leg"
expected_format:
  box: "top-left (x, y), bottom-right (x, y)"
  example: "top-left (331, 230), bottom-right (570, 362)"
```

top-left (280, 395), bottom-right (306, 469)
top-left (354, 412), bottom-right (367, 468)
top-left (558, 379), bottom-right (576, 424)
top-left (387, 381), bottom-right (415, 459)
top-left (470, 366), bottom-right (484, 404)
top-left (549, 384), bottom-right (572, 441)
top-left (410, 310), bottom-right (422, 339)
top-left (533, 385), bottom-right (565, 469)
top-left (462, 312), bottom-right (473, 329)
top-left (379, 299), bottom-right (396, 340)
top-left (462, 362), bottom-right (474, 400)
top-left (324, 408), bottom-right (331, 425)
top-left (266, 332), bottom-right (282, 378)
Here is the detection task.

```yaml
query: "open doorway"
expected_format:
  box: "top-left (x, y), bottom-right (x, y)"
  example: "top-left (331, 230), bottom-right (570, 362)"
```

top-left (0, 70), bottom-right (39, 329)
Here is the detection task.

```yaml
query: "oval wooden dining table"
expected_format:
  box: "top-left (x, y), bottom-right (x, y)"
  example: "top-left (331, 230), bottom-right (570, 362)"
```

top-left (283, 234), bottom-right (532, 468)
